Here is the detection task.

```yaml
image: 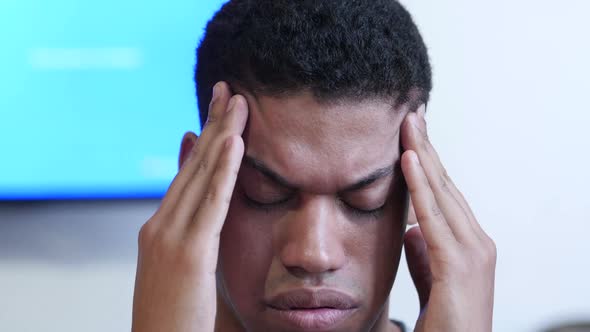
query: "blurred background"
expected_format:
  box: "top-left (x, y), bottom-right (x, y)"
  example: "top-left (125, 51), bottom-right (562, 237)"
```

top-left (0, 0), bottom-right (588, 331)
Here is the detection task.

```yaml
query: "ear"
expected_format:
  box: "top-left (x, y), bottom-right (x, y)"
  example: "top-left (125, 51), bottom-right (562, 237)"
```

top-left (178, 132), bottom-right (199, 170)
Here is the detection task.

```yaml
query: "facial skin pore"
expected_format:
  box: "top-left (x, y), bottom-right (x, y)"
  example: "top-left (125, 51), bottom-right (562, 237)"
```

top-left (205, 90), bottom-right (413, 332)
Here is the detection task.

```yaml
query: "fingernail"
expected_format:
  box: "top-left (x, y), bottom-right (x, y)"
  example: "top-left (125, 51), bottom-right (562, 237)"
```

top-left (227, 96), bottom-right (239, 112)
top-left (410, 151), bottom-right (420, 165)
top-left (417, 104), bottom-right (427, 131)
top-left (212, 83), bottom-right (221, 103)
top-left (410, 112), bottom-right (421, 130)
top-left (417, 104), bottom-right (426, 119)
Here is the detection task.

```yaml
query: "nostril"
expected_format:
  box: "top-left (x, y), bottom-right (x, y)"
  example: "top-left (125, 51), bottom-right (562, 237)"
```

top-left (285, 265), bottom-right (310, 278)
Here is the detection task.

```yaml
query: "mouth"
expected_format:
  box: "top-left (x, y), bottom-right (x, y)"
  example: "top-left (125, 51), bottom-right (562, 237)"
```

top-left (266, 289), bottom-right (359, 330)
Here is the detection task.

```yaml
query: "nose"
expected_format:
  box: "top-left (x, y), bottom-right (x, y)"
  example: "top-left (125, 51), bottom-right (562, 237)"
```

top-left (277, 196), bottom-right (346, 276)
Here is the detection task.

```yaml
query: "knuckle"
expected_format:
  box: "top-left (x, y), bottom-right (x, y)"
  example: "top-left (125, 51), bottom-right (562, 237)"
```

top-left (197, 158), bottom-right (209, 173)
top-left (439, 175), bottom-right (450, 193)
top-left (469, 240), bottom-right (497, 270)
top-left (139, 214), bottom-right (184, 254)
top-left (441, 167), bottom-right (452, 183)
top-left (205, 114), bottom-right (218, 125)
top-left (420, 137), bottom-right (429, 152)
top-left (414, 204), bottom-right (441, 222)
top-left (442, 168), bottom-right (451, 181)
top-left (203, 188), bottom-right (218, 203)
top-left (187, 145), bottom-right (200, 163)
top-left (205, 107), bottom-right (221, 126)
top-left (490, 238), bottom-right (497, 256)
top-left (414, 210), bottom-right (429, 222)
top-left (486, 238), bottom-right (498, 263)
top-left (149, 228), bottom-right (181, 260)
top-left (431, 204), bottom-right (443, 217)
top-left (206, 102), bottom-right (223, 125)
top-left (200, 123), bottom-right (214, 139)
top-left (138, 221), bottom-right (157, 247)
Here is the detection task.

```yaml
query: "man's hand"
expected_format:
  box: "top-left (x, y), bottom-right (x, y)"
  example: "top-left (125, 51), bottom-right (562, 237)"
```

top-left (401, 106), bottom-right (497, 332)
top-left (131, 82), bottom-right (248, 332)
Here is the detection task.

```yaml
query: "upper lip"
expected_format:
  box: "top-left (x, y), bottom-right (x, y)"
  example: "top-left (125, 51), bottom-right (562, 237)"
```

top-left (266, 289), bottom-right (359, 310)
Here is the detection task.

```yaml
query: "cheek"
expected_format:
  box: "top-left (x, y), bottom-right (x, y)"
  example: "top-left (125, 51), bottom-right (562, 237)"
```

top-left (352, 213), bottom-right (403, 278)
top-left (218, 195), bottom-right (274, 312)
top-left (349, 194), bottom-right (407, 302)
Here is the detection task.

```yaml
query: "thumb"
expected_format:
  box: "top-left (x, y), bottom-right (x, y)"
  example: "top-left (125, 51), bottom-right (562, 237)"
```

top-left (404, 226), bottom-right (432, 311)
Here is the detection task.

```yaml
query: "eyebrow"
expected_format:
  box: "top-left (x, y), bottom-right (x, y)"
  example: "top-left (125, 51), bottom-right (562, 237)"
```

top-left (242, 155), bottom-right (395, 193)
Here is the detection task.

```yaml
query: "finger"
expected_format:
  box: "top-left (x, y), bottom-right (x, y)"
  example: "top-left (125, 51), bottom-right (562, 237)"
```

top-left (402, 111), bottom-right (477, 243)
top-left (415, 108), bottom-right (484, 236)
top-left (189, 135), bottom-right (244, 243)
top-left (174, 94), bottom-right (248, 226)
top-left (158, 81), bottom-right (232, 214)
top-left (407, 198), bottom-right (418, 225)
top-left (401, 150), bottom-right (455, 251)
top-left (404, 226), bottom-right (432, 310)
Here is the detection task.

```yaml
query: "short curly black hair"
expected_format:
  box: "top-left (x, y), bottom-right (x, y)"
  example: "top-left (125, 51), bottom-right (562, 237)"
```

top-left (195, 0), bottom-right (432, 126)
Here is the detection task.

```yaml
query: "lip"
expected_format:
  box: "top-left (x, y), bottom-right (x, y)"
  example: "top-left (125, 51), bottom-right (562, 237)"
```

top-left (266, 289), bottom-right (359, 330)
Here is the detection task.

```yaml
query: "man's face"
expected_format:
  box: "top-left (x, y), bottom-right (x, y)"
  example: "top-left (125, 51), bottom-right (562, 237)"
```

top-left (216, 91), bottom-right (409, 332)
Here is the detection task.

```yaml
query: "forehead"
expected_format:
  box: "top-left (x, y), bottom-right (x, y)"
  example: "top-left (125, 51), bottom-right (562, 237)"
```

top-left (241, 91), bottom-right (407, 193)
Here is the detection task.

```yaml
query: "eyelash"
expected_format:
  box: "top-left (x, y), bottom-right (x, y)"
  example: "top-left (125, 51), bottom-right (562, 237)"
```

top-left (340, 200), bottom-right (386, 220)
top-left (242, 194), bottom-right (290, 212)
top-left (242, 193), bottom-right (385, 220)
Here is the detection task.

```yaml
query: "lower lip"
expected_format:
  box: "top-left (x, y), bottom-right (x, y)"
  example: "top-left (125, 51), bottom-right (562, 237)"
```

top-left (269, 307), bottom-right (356, 330)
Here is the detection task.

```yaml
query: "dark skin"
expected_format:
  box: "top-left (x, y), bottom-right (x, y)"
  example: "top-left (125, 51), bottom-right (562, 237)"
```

top-left (131, 82), bottom-right (496, 332)
top-left (211, 86), bottom-right (407, 332)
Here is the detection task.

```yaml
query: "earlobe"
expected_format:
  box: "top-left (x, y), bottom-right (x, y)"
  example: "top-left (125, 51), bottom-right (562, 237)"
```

top-left (178, 132), bottom-right (199, 170)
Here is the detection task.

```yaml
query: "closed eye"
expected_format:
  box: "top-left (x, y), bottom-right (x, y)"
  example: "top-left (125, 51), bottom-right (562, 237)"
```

top-left (340, 199), bottom-right (386, 220)
top-left (243, 192), bottom-right (385, 220)
top-left (242, 192), bottom-right (291, 211)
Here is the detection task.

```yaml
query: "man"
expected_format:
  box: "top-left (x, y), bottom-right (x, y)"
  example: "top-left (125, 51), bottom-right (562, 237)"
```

top-left (131, 1), bottom-right (497, 331)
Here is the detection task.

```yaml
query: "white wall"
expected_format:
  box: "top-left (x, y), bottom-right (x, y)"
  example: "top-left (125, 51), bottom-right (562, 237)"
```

top-left (1, 1), bottom-right (589, 331)
top-left (391, 0), bottom-right (590, 330)
top-left (0, 201), bottom-right (152, 332)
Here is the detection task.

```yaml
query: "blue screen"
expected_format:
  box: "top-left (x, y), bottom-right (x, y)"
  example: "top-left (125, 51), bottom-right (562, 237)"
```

top-left (0, 0), bottom-right (228, 200)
